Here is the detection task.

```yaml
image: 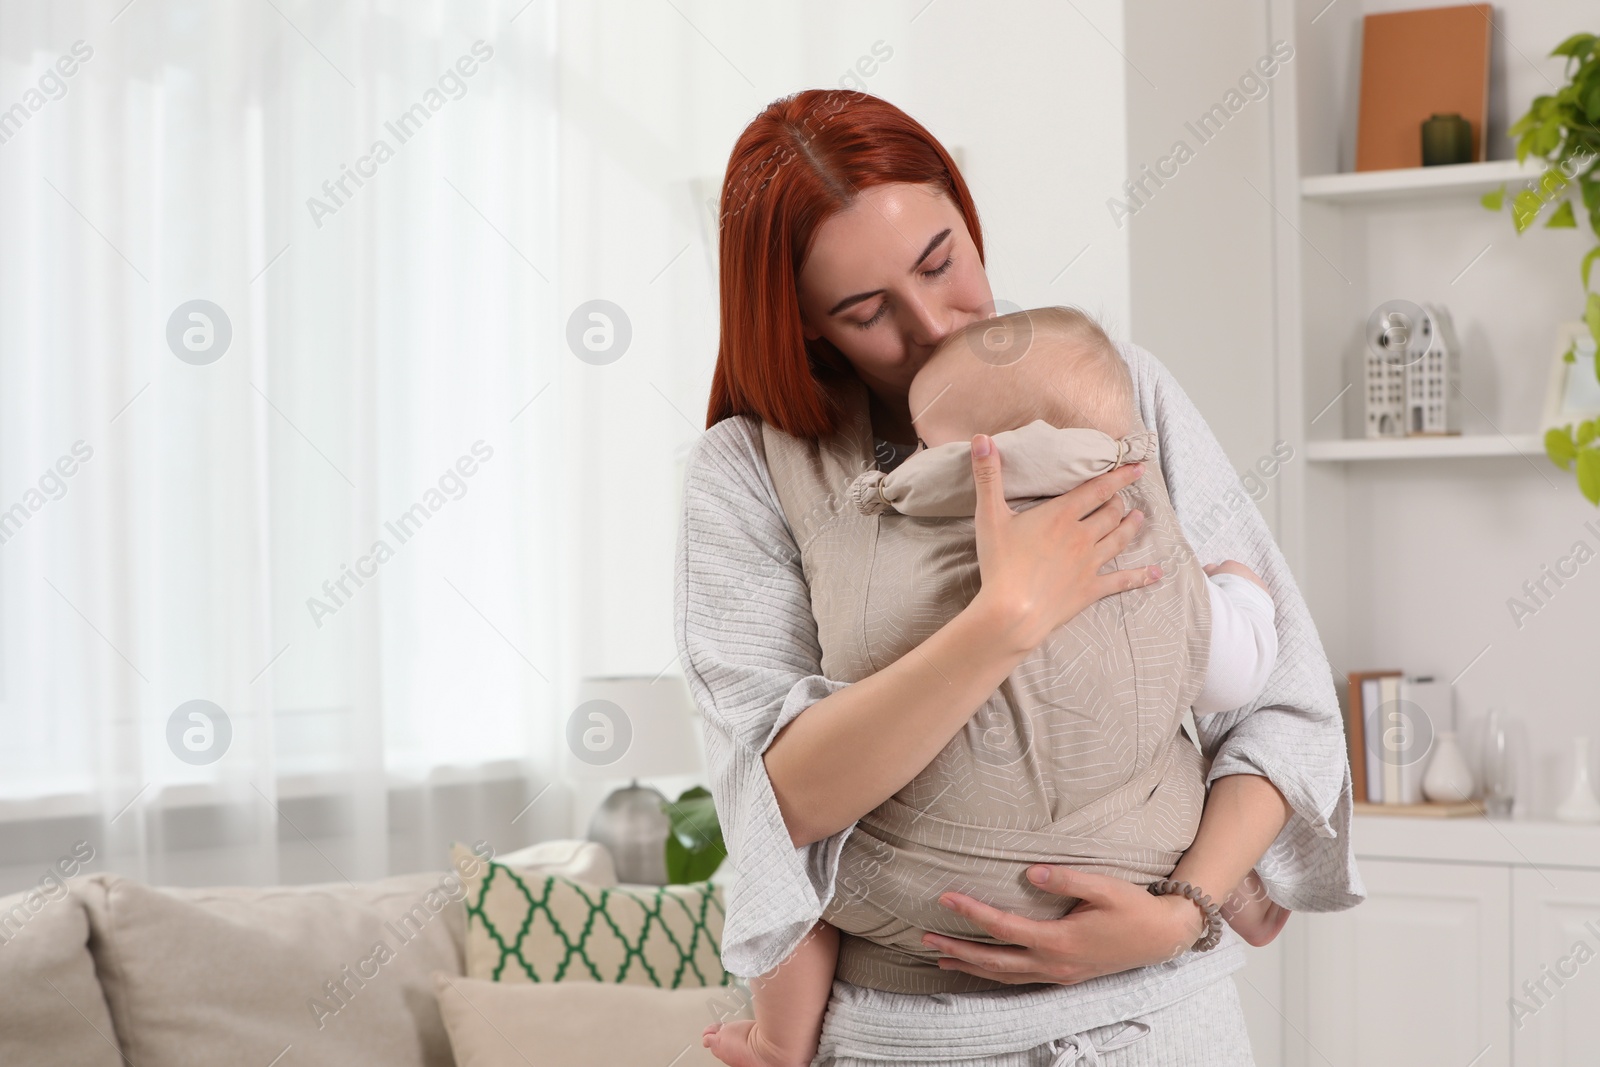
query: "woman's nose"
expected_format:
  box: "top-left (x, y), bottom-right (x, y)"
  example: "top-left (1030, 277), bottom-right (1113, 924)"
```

top-left (904, 294), bottom-right (951, 349)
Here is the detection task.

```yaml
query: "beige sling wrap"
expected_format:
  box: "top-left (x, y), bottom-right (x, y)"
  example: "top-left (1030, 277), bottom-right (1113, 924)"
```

top-left (759, 376), bottom-right (1212, 995)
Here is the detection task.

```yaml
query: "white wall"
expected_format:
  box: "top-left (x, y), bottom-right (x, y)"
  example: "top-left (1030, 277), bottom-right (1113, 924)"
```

top-left (1125, 0), bottom-right (1286, 529)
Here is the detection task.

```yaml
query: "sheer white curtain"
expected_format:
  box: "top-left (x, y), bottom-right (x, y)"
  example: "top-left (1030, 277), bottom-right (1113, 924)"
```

top-left (0, 0), bottom-right (567, 889)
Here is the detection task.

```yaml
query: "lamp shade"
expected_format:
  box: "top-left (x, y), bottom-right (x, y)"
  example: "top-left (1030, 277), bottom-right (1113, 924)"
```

top-left (562, 675), bottom-right (705, 782)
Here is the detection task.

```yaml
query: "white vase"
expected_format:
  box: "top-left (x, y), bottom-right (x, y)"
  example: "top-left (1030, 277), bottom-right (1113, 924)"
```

top-left (1556, 737), bottom-right (1600, 824)
top-left (1421, 730), bottom-right (1475, 803)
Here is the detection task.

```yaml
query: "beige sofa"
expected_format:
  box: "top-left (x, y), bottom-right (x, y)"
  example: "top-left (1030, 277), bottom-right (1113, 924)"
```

top-left (0, 840), bottom-right (620, 1067)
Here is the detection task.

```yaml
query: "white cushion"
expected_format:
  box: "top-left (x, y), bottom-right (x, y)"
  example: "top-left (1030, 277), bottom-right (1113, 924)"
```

top-left (0, 879), bottom-right (123, 1067)
top-left (493, 839), bottom-right (616, 885)
top-left (433, 973), bottom-right (751, 1067)
top-left (77, 870), bottom-right (465, 1067)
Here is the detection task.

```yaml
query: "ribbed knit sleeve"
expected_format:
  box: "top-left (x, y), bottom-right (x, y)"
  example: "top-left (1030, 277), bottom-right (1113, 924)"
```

top-left (672, 415), bottom-right (854, 978)
top-left (1120, 341), bottom-right (1364, 912)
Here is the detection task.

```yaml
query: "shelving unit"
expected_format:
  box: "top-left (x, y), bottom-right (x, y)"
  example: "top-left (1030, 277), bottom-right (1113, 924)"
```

top-left (1264, 2), bottom-right (1599, 1064)
top-left (1299, 158), bottom-right (1538, 204)
top-left (1305, 432), bottom-right (1545, 462)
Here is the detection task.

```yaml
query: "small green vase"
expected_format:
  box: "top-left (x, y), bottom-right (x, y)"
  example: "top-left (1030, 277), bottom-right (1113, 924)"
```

top-left (1421, 113), bottom-right (1472, 166)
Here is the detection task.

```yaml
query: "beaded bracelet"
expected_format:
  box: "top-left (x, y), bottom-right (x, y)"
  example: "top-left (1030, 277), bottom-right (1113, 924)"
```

top-left (1147, 878), bottom-right (1224, 952)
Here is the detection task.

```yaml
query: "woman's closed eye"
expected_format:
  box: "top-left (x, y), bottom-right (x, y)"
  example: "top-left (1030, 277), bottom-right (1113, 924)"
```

top-left (850, 254), bottom-right (956, 331)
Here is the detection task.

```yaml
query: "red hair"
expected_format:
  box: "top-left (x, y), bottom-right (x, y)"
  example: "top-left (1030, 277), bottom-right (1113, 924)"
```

top-left (705, 91), bottom-right (984, 439)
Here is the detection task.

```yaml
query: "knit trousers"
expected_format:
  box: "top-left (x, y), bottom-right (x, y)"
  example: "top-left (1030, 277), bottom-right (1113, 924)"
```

top-left (816, 975), bottom-right (1257, 1067)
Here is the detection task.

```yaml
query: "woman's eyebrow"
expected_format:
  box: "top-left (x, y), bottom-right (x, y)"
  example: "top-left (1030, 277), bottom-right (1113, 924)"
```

top-left (826, 228), bottom-right (954, 316)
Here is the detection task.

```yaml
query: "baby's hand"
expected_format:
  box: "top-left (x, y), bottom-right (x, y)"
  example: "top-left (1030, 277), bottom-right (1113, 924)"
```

top-left (1203, 560), bottom-right (1267, 594)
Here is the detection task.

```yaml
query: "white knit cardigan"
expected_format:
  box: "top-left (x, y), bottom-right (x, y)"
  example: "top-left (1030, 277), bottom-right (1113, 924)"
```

top-left (672, 341), bottom-right (1365, 1059)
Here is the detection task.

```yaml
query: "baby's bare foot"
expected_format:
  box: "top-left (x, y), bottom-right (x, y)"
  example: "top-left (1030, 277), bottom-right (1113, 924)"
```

top-left (1228, 898), bottom-right (1290, 946)
top-left (1222, 873), bottom-right (1291, 947)
top-left (702, 1019), bottom-right (812, 1067)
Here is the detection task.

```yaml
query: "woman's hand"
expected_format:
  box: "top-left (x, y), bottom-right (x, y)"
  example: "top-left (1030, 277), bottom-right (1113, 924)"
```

top-left (918, 866), bottom-right (1204, 986)
top-left (969, 434), bottom-right (1162, 653)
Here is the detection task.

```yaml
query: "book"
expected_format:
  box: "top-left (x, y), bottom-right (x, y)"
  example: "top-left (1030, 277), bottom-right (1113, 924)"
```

top-left (1355, 4), bottom-right (1492, 172)
top-left (1346, 669), bottom-right (1401, 802)
top-left (1380, 674), bottom-right (1405, 802)
top-left (1364, 678), bottom-right (1383, 802)
top-left (1359, 673), bottom-right (1402, 803)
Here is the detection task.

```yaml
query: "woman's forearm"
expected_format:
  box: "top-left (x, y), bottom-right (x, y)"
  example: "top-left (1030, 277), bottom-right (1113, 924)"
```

top-left (1170, 773), bottom-right (1293, 919)
top-left (765, 591), bottom-right (1035, 848)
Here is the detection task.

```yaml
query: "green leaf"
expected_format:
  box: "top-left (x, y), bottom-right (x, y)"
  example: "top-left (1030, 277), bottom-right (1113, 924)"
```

top-left (1584, 246), bottom-right (1600, 291)
top-left (1552, 33), bottom-right (1598, 60)
top-left (664, 833), bottom-right (723, 884)
top-left (661, 786), bottom-right (726, 884)
top-left (1548, 426), bottom-right (1579, 469)
top-left (1580, 420), bottom-right (1599, 447)
top-left (1509, 106), bottom-right (1542, 140)
top-left (663, 787), bottom-right (720, 847)
top-left (1541, 167), bottom-right (1573, 197)
top-left (1589, 292), bottom-right (1600, 349)
top-left (1587, 83), bottom-right (1600, 123)
top-left (1481, 185), bottom-right (1506, 211)
top-left (1548, 200), bottom-right (1579, 228)
top-left (1513, 189), bottom-right (1544, 232)
top-left (1578, 449), bottom-right (1600, 506)
top-left (1537, 124), bottom-right (1566, 157)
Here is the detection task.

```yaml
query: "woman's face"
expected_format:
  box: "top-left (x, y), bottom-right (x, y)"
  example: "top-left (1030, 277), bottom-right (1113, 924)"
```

top-left (796, 182), bottom-right (992, 407)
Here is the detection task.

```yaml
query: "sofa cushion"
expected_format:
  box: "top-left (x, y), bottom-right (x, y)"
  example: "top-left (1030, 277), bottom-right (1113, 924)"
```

top-left (494, 838), bottom-right (616, 885)
top-left (0, 878), bottom-right (124, 1067)
top-left (453, 844), bottom-right (728, 988)
top-left (433, 972), bottom-right (750, 1067)
top-left (77, 868), bottom-right (467, 1067)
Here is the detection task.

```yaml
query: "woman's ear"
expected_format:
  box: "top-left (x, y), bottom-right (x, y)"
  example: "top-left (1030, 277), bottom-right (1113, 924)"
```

top-left (799, 310), bottom-right (822, 342)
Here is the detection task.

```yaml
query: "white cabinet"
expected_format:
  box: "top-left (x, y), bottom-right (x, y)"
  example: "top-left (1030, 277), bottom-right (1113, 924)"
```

top-left (1296, 859), bottom-right (1510, 1067)
top-left (1280, 816), bottom-right (1600, 1066)
top-left (1510, 868), bottom-right (1600, 1066)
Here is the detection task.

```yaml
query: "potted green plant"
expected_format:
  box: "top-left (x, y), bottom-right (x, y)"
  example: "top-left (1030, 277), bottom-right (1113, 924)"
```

top-left (1482, 31), bottom-right (1600, 503)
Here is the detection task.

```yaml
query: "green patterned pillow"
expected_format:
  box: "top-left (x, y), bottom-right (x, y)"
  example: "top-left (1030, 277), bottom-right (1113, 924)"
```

top-left (453, 845), bottom-right (729, 989)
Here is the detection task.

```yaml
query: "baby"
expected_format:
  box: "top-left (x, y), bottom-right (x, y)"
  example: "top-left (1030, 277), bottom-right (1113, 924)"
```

top-left (706, 307), bottom-right (1289, 1067)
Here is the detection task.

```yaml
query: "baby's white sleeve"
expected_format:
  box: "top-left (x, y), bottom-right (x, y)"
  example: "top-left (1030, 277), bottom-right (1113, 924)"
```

top-left (1193, 572), bottom-right (1278, 716)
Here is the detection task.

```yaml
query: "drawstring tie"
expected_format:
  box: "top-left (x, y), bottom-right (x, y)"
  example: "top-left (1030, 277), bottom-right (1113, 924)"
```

top-left (1045, 1018), bottom-right (1151, 1066)
top-left (1115, 428), bottom-right (1157, 466)
top-left (847, 469), bottom-right (893, 516)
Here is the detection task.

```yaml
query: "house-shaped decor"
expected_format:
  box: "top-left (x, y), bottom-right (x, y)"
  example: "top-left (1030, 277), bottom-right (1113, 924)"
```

top-left (1365, 303), bottom-right (1460, 438)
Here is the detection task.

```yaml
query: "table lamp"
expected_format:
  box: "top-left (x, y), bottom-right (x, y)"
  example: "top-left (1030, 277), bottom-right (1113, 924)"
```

top-left (564, 675), bottom-right (706, 884)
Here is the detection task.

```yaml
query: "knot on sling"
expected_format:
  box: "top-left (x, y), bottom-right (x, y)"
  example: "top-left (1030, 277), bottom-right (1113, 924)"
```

top-left (848, 469), bottom-right (893, 515)
top-left (1115, 429), bottom-right (1158, 468)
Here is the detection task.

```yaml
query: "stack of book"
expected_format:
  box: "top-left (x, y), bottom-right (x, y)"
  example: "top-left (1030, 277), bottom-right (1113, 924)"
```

top-left (1344, 669), bottom-right (1479, 815)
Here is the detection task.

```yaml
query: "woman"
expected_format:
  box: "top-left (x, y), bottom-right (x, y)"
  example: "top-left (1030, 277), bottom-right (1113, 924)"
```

top-left (673, 90), bottom-right (1362, 1066)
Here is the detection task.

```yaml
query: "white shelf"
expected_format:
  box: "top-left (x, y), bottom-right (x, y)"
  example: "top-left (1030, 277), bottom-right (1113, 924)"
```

top-left (1300, 159), bottom-right (1539, 204)
top-left (1306, 433), bottom-right (1546, 462)
top-left (1354, 813), bottom-right (1600, 870)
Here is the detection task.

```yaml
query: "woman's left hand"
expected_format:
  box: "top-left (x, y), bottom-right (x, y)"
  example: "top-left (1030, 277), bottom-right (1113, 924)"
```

top-left (919, 865), bottom-right (1204, 986)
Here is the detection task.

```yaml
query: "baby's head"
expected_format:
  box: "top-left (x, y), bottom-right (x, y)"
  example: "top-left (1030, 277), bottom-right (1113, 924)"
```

top-left (908, 306), bottom-right (1134, 448)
